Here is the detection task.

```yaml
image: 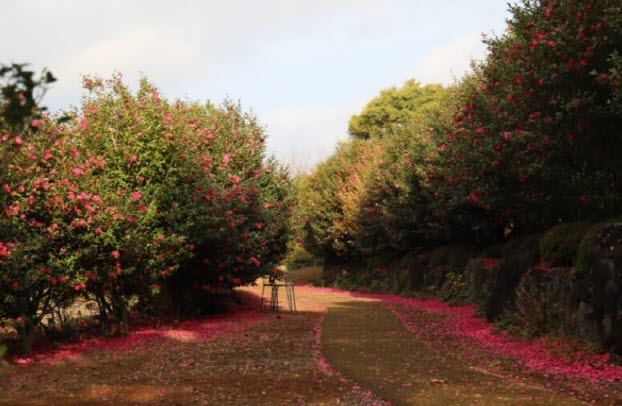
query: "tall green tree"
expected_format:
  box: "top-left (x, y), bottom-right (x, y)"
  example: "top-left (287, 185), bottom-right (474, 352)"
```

top-left (348, 80), bottom-right (445, 139)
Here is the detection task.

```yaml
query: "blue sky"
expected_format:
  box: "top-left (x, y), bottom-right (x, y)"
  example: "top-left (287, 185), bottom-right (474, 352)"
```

top-left (1, 0), bottom-right (510, 171)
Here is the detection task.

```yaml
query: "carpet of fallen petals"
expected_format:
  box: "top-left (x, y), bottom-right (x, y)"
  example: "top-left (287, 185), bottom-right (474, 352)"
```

top-left (2, 280), bottom-right (622, 405)
top-left (0, 288), bottom-right (390, 405)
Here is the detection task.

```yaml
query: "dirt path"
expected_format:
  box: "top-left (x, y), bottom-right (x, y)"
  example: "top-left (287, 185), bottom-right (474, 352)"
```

top-left (0, 290), bottom-right (385, 405)
top-left (2, 275), bottom-right (620, 405)
top-left (300, 289), bottom-right (582, 405)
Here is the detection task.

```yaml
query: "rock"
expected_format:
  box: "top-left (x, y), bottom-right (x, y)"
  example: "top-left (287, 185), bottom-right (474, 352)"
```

top-left (485, 236), bottom-right (540, 321)
top-left (514, 266), bottom-right (573, 334)
top-left (464, 258), bottom-right (499, 301)
top-left (572, 223), bottom-right (622, 355)
top-left (398, 251), bottom-right (428, 291)
top-left (424, 266), bottom-right (448, 290)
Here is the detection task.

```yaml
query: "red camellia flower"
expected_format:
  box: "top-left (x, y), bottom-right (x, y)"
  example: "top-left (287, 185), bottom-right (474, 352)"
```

top-left (131, 191), bottom-right (142, 201)
top-left (466, 190), bottom-right (480, 203)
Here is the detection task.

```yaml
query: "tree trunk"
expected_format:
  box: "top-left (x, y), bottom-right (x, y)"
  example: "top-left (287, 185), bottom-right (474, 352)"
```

top-left (19, 322), bottom-right (36, 354)
top-left (118, 305), bottom-right (129, 336)
top-left (110, 294), bottom-right (130, 336)
top-left (95, 289), bottom-right (110, 336)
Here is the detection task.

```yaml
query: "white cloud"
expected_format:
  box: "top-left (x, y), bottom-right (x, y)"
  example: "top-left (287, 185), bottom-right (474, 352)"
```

top-left (1, 0), bottom-right (509, 168)
top-left (263, 103), bottom-right (358, 173)
top-left (415, 34), bottom-right (486, 85)
top-left (48, 24), bottom-right (202, 105)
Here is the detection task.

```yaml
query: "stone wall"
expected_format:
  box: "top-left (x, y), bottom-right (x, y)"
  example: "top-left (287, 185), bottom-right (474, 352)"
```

top-left (318, 223), bottom-right (622, 356)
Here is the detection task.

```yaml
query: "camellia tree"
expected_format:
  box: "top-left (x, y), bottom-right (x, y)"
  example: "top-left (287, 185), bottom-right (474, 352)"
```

top-left (0, 123), bottom-right (89, 352)
top-left (0, 63), bottom-right (73, 352)
top-left (70, 75), bottom-right (293, 326)
top-left (433, 0), bottom-right (622, 241)
top-left (0, 74), bottom-right (292, 351)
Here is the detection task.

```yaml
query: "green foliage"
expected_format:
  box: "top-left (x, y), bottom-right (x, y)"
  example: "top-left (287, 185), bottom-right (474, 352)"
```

top-left (428, 245), bottom-right (474, 268)
top-left (0, 74), bottom-right (292, 350)
top-left (356, 128), bottom-right (440, 253)
top-left (283, 243), bottom-right (319, 269)
top-left (433, 0), bottom-right (622, 241)
top-left (0, 63), bottom-right (56, 131)
top-left (297, 139), bottom-right (383, 259)
top-left (348, 80), bottom-right (446, 140)
top-left (539, 222), bottom-right (592, 267)
top-left (291, 2), bottom-right (622, 325)
top-left (440, 272), bottom-right (468, 304)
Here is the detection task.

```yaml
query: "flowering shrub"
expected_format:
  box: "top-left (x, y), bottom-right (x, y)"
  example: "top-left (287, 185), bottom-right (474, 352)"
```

top-left (433, 0), bottom-right (622, 240)
top-left (0, 75), bottom-right (292, 351)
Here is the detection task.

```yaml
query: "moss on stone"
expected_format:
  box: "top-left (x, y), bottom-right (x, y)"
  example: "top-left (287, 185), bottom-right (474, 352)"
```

top-left (539, 222), bottom-right (592, 267)
top-left (574, 222), bottom-right (611, 277)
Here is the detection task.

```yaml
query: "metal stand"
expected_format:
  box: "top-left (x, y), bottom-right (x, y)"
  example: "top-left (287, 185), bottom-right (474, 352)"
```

top-left (261, 280), bottom-right (296, 313)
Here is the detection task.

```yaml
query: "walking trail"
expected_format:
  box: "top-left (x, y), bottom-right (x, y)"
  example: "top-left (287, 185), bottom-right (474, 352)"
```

top-left (1, 267), bottom-right (620, 405)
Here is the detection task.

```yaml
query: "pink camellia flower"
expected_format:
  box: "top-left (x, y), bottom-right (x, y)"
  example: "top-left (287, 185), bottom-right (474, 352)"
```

top-left (222, 154), bottom-right (230, 165)
top-left (31, 119), bottom-right (41, 128)
top-left (15, 136), bottom-right (23, 145)
top-left (131, 191), bottom-right (142, 201)
top-left (112, 250), bottom-right (120, 259)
